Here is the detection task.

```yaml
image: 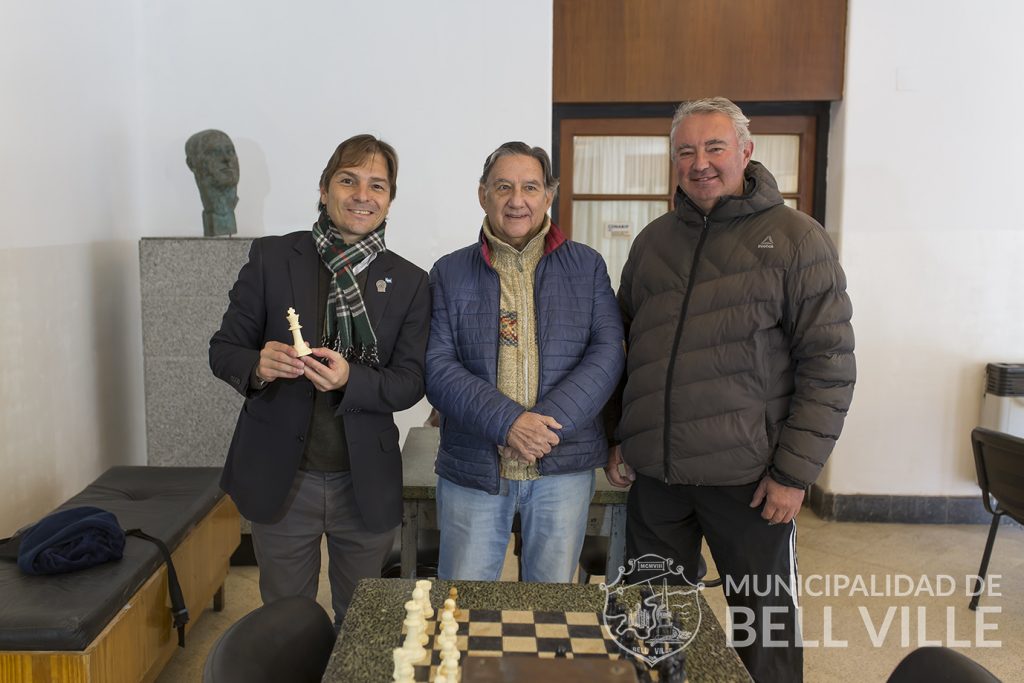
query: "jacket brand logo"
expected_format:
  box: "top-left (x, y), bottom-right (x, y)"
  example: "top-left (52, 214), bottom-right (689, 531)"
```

top-left (758, 236), bottom-right (775, 249)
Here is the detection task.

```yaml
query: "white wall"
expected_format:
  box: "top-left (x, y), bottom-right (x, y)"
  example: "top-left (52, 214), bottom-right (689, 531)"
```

top-left (0, 3), bottom-right (146, 536)
top-left (137, 0), bottom-right (552, 252)
top-left (0, 0), bottom-right (552, 536)
top-left (821, 0), bottom-right (1024, 495)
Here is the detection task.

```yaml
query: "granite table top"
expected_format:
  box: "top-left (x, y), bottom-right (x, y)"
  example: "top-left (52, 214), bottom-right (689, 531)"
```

top-left (324, 578), bottom-right (750, 682)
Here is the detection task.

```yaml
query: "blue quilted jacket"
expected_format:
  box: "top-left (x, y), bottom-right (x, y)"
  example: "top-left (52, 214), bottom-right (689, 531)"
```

top-left (426, 225), bottom-right (625, 494)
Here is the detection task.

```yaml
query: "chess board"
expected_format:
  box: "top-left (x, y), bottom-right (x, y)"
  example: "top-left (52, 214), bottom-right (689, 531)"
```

top-left (402, 608), bottom-right (622, 681)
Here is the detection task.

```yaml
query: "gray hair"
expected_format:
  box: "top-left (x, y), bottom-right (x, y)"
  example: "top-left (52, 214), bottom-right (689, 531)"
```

top-left (479, 142), bottom-right (559, 196)
top-left (670, 97), bottom-right (751, 151)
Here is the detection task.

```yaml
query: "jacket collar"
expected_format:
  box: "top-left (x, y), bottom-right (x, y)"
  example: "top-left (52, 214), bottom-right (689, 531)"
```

top-left (478, 217), bottom-right (567, 266)
top-left (674, 160), bottom-right (784, 225)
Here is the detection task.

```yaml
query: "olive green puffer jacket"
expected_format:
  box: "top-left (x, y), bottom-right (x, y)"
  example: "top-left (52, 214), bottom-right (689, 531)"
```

top-left (613, 161), bottom-right (855, 487)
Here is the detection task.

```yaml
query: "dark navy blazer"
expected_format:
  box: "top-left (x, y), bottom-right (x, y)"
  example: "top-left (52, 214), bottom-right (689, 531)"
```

top-left (210, 231), bottom-right (430, 531)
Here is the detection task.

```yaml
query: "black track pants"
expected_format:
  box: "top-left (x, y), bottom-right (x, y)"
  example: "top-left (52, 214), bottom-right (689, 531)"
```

top-left (625, 473), bottom-right (802, 683)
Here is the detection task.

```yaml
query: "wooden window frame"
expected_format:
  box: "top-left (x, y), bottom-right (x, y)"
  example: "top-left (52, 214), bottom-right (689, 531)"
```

top-left (552, 102), bottom-right (832, 238)
top-left (558, 118), bottom-right (675, 238)
top-left (749, 115), bottom-right (817, 215)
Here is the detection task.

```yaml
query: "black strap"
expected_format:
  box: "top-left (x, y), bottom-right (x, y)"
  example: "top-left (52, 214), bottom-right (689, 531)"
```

top-left (126, 529), bottom-right (190, 647)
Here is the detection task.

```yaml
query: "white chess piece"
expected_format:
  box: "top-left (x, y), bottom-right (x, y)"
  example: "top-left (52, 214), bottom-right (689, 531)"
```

top-left (416, 579), bottom-right (434, 620)
top-left (285, 307), bottom-right (312, 357)
top-left (409, 589), bottom-right (430, 647)
top-left (410, 588), bottom-right (431, 645)
top-left (438, 610), bottom-right (460, 681)
top-left (440, 645), bottom-right (460, 681)
top-left (436, 629), bottom-right (451, 652)
top-left (440, 622), bottom-right (460, 665)
top-left (412, 585), bottom-right (430, 622)
top-left (439, 610), bottom-right (458, 647)
top-left (434, 674), bottom-right (449, 683)
top-left (402, 600), bottom-right (427, 663)
top-left (392, 647), bottom-right (414, 683)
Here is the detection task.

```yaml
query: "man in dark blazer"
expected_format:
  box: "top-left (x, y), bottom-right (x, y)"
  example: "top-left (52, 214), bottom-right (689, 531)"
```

top-left (210, 134), bottom-right (430, 625)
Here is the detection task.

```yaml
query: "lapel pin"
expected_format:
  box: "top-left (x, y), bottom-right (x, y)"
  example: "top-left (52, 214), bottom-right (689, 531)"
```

top-left (376, 279), bottom-right (388, 293)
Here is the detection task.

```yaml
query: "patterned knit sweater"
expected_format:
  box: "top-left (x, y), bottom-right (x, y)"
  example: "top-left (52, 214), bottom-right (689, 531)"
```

top-left (482, 217), bottom-right (551, 480)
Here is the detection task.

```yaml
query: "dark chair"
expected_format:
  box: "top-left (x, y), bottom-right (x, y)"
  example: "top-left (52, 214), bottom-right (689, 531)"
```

top-left (381, 528), bottom-right (441, 578)
top-left (202, 596), bottom-right (336, 683)
top-left (577, 534), bottom-right (722, 587)
top-left (969, 427), bottom-right (1024, 610)
top-left (886, 646), bottom-right (1001, 682)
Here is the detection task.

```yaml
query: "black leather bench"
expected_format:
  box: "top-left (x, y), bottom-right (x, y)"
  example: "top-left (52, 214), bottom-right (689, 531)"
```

top-left (0, 466), bottom-right (240, 681)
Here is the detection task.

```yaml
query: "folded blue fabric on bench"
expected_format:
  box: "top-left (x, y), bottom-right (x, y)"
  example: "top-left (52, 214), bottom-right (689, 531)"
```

top-left (1, 507), bottom-right (125, 576)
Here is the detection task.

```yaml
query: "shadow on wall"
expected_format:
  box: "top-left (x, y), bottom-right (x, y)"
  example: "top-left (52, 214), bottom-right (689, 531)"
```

top-left (89, 240), bottom-right (146, 471)
top-left (234, 138), bottom-right (269, 236)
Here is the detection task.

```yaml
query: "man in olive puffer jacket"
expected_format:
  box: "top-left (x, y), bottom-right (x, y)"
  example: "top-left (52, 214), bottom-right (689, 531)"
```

top-left (605, 98), bottom-right (855, 683)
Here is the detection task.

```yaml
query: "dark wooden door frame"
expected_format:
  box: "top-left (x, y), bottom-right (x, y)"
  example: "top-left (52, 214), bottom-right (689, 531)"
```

top-left (552, 102), bottom-right (832, 230)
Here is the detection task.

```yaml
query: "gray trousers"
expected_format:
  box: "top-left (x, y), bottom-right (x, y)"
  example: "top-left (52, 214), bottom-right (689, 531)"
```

top-left (250, 470), bottom-right (396, 625)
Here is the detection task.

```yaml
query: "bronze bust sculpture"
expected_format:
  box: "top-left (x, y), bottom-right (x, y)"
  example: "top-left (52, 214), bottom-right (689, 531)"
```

top-left (185, 130), bottom-right (240, 236)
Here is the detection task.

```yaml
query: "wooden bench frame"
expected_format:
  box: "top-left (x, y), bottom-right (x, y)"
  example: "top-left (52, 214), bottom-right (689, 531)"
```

top-left (0, 495), bottom-right (240, 683)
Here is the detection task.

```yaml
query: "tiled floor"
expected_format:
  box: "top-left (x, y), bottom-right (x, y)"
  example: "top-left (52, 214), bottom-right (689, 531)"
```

top-left (157, 509), bottom-right (1024, 682)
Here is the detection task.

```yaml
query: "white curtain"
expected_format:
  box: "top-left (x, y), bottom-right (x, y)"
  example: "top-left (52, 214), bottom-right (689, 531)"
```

top-left (572, 136), bottom-right (670, 195)
top-left (571, 135), bottom-right (671, 290)
top-left (573, 200), bottom-right (668, 291)
top-left (751, 134), bottom-right (800, 193)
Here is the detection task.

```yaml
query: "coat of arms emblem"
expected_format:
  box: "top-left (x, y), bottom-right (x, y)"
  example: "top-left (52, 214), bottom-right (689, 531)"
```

top-left (600, 553), bottom-right (704, 668)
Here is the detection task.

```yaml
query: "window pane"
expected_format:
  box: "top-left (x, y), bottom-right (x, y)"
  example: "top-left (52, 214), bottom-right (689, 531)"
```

top-left (783, 198), bottom-right (798, 210)
top-left (751, 134), bottom-right (799, 193)
top-left (573, 200), bottom-right (669, 290)
top-left (573, 136), bottom-right (670, 195)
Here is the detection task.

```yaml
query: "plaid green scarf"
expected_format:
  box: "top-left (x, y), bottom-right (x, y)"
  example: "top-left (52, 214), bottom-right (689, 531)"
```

top-left (311, 210), bottom-right (386, 366)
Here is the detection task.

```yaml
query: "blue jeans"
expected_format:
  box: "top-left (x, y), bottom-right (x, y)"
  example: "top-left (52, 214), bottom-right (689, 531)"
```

top-left (436, 470), bottom-right (595, 583)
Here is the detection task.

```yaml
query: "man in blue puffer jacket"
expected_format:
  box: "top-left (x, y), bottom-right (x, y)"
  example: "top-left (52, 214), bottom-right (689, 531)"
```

top-left (426, 142), bottom-right (625, 582)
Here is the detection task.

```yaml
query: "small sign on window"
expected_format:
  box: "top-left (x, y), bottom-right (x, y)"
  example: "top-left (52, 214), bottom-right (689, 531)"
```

top-left (606, 222), bottom-right (632, 237)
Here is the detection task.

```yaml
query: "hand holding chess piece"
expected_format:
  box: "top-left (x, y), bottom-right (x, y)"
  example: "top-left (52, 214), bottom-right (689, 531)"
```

top-left (285, 308), bottom-right (312, 357)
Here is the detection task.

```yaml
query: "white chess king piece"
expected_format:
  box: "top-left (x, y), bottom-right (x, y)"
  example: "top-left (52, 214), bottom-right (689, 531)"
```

top-left (285, 307), bottom-right (312, 357)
